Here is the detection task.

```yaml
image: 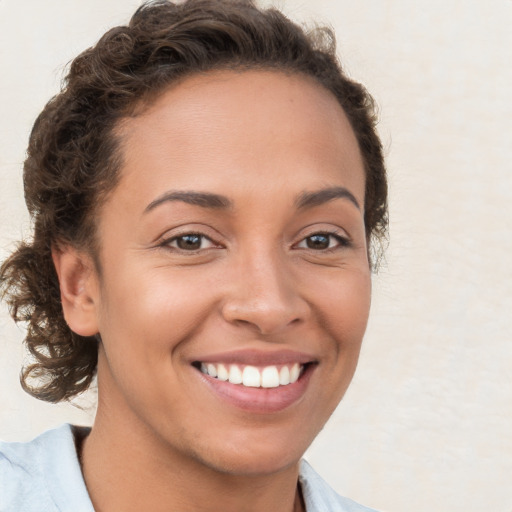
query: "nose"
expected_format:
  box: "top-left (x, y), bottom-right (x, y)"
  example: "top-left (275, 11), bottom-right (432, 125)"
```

top-left (220, 251), bottom-right (310, 336)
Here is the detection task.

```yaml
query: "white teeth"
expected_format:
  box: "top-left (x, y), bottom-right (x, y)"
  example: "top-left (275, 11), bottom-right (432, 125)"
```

top-left (228, 364), bottom-right (243, 384)
top-left (199, 362), bottom-right (305, 388)
top-left (290, 363), bottom-right (300, 384)
top-left (279, 366), bottom-right (290, 385)
top-left (217, 363), bottom-right (229, 381)
top-left (242, 366), bottom-right (261, 387)
top-left (261, 366), bottom-right (280, 388)
top-left (206, 363), bottom-right (217, 378)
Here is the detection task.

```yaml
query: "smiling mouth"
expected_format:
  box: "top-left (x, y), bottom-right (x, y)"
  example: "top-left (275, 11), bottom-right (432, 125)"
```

top-left (194, 362), bottom-right (307, 388)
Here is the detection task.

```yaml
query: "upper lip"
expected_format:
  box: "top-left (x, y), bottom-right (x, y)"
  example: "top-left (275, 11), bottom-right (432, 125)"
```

top-left (191, 349), bottom-right (317, 366)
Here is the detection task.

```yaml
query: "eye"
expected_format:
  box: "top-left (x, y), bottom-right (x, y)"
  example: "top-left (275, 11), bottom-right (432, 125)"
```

top-left (296, 232), bottom-right (349, 250)
top-left (165, 233), bottom-right (217, 251)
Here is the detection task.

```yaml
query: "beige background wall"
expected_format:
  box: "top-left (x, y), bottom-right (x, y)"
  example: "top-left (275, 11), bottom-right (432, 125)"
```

top-left (1, 1), bottom-right (511, 511)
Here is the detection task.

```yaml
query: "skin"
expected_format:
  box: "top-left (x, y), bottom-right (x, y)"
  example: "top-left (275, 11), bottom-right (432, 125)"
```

top-left (54, 70), bottom-right (371, 512)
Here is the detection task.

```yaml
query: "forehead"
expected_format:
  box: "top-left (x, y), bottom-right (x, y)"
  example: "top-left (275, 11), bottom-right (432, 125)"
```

top-left (114, 70), bottom-right (365, 205)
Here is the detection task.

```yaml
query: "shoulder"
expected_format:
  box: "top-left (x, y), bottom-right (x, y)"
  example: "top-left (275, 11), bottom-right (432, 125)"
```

top-left (299, 460), bottom-right (380, 512)
top-left (0, 426), bottom-right (57, 511)
top-left (0, 424), bottom-right (93, 512)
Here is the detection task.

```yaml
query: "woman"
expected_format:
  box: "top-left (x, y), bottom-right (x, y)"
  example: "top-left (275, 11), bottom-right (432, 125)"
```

top-left (0, 1), bottom-right (387, 510)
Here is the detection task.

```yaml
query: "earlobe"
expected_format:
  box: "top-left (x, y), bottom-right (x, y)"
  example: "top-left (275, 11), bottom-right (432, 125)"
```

top-left (52, 246), bottom-right (100, 337)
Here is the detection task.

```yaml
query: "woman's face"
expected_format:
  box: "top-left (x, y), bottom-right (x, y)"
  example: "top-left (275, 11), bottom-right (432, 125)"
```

top-left (86, 70), bottom-right (371, 474)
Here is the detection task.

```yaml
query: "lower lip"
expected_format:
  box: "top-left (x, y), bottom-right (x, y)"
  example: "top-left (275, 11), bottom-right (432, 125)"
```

top-left (196, 364), bottom-right (315, 414)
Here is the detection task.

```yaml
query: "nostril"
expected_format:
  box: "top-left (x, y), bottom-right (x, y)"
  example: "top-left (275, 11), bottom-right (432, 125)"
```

top-left (224, 313), bottom-right (305, 336)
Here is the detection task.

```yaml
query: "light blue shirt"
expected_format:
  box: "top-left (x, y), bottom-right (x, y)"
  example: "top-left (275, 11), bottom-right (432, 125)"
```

top-left (0, 424), bottom-right (378, 511)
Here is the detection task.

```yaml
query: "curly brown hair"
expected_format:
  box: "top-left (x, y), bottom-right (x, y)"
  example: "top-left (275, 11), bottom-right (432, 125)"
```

top-left (0, 0), bottom-right (387, 403)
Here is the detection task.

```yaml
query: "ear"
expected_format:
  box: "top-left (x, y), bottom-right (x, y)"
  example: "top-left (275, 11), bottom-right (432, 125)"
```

top-left (52, 246), bottom-right (100, 337)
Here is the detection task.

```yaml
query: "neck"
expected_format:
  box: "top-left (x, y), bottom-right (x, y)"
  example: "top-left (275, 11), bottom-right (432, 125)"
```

top-left (80, 406), bottom-right (305, 512)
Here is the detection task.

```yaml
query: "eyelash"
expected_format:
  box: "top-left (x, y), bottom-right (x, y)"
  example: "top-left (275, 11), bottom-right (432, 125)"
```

top-left (160, 230), bottom-right (350, 253)
top-left (161, 232), bottom-right (219, 252)
top-left (295, 231), bottom-right (351, 251)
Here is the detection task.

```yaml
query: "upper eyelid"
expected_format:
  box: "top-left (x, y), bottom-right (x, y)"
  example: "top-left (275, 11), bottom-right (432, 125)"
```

top-left (294, 226), bottom-right (351, 242)
top-left (154, 224), bottom-right (223, 243)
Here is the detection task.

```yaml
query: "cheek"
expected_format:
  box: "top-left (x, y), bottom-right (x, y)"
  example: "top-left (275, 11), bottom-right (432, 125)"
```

top-left (96, 264), bottom-right (219, 356)
top-left (310, 267), bottom-right (372, 349)
top-left (93, 267), bottom-right (218, 412)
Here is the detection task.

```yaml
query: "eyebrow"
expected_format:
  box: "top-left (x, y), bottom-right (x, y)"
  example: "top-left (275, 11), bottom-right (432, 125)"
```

top-left (295, 186), bottom-right (361, 210)
top-left (144, 190), bottom-right (233, 213)
top-left (144, 186), bottom-right (360, 214)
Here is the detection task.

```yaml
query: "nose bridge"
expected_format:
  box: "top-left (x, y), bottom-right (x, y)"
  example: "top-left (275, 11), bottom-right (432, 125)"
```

top-left (245, 249), bottom-right (289, 304)
top-left (222, 243), bottom-right (308, 334)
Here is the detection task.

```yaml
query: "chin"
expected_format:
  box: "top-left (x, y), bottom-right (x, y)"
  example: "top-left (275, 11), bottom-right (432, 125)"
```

top-left (205, 451), bottom-right (301, 477)
top-left (189, 432), bottom-right (308, 477)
